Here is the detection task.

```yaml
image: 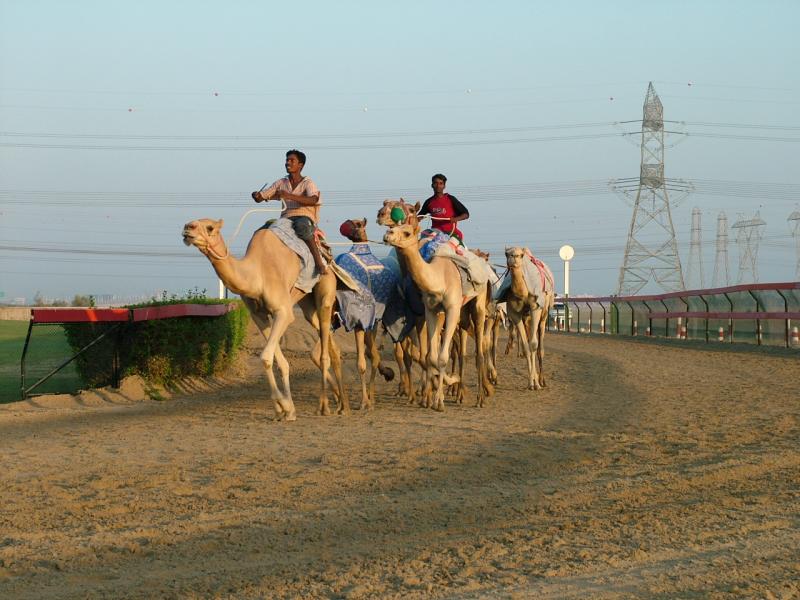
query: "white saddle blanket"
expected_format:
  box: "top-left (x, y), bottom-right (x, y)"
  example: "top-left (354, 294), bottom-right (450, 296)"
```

top-left (432, 242), bottom-right (491, 299)
top-left (494, 249), bottom-right (554, 305)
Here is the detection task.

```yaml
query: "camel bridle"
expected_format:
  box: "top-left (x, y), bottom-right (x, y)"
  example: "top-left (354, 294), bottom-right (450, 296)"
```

top-left (202, 230), bottom-right (230, 261)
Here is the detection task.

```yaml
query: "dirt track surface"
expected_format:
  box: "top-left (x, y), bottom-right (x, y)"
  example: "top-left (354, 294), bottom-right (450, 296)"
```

top-left (1, 327), bottom-right (799, 599)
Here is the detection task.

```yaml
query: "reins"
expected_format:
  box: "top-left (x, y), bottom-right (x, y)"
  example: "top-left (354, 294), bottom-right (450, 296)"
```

top-left (205, 236), bottom-right (230, 260)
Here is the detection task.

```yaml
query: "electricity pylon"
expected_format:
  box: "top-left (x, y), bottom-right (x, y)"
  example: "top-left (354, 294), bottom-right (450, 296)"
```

top-left (686, 207), bottom-right (705, 289)
top-left (712, 211), bottom-right (730, 288)
top-left (732, 211), bottom-right (766, 284)
top-left (789, 208), bottom-right (800, 280)
top-left (614, 82), bottom-right (686, 295)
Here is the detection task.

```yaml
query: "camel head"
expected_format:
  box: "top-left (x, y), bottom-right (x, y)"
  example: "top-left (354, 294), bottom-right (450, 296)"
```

top-left (376, 199), bottom-right (420, 228)
top-left (383, 222), bottom-right (420, 249)
top-left (182, 218), bottom-right (229, 259)
top-left (339, 217), bottom-right (368, 243)
top-left (505, 246), bottom-right (526, 270)
top-left (473, 248), bottom-right (491, 262)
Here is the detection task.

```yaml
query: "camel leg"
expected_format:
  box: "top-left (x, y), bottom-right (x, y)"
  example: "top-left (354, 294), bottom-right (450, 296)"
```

top-left (455, 327), bottom-right (468, 404)
top-left (354, 329), bottom-right (369, 410)
top-left (274, 343), bottom-right (292, 400)
top-left (302, 300), bottom-right (344, 402)
top-left (514, 318), bottom-right (536, 390)
top-left (242, 307), bottom-right (286, 419)
top-left (366, 329), bottom-right (383, 410)
top-left (416, 320), bottom-right (431, 407)
top-left (401, 339), bottom-right (416, 405)
top-left (327, 336), bottom-right (347, 409)
top-left (315, 283), bottom-right (346, 416)
top-left (262, 305), bottom-right (297, 421)
top-left (471, 298), bottom-right (492, 408)
top-left (530, 308), bottom-right (544, 390)
top-left (434, 307), bottom-right (460, 412)
top-left (488, 315), bottom-right (500, 385)
top-left (504, 326), bottom-right (515, 356)
top-left (423, 311), bottom-right (443, 410)
top-left (393, 341), bottom-right (407, 397)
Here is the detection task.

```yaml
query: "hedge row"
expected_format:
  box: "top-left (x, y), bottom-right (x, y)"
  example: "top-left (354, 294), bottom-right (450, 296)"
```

top-left (63, 299), bottom-right (249, 388)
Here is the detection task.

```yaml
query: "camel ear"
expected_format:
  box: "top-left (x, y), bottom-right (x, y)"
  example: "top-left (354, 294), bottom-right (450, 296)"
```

top-left (413, 201), bottom-right (421, 213)
top-left (361, 217), bottom-right (367, 225)
top-left (216, 219), bottom-right (224, 230)
top-left (383, 199), bottom-right (390, 206)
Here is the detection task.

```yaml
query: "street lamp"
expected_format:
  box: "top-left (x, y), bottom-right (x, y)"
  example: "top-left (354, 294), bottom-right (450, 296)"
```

top-left (559, 245), bottom-right (575, 331)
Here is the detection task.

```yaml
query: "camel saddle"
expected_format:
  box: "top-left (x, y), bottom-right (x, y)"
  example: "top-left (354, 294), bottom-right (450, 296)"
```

top-left (266, 218), bottom-right (359, 294)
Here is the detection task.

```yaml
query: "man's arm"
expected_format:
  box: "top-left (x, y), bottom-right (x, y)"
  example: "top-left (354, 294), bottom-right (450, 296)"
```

top-left (274, 191), bottom-right (320, 206)
top-left (449, 195), bottom-right (469, 222)
top-left (418, 197), bottom-right (433, 215)
top-left (252, 180), bottom-right (281, 203)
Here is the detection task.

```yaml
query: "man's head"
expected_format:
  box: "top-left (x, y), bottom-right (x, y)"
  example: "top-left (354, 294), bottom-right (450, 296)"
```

top-left (431, 173), bottom-right (447, 196)
top-left (285, 149), bottom-right (306, 175)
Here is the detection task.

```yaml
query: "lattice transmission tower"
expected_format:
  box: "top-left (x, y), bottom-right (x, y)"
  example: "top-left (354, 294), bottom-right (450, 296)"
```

top-left (712, 211), bottom-right (730, 287)
top-left (789, 208), bottom-right (800, 280)
top-left (612, 82), bottom-right (690, 295)
top-left (732, 212), bottom-right (766, 284)
top-left (686, 207), bottom-right (705, 289)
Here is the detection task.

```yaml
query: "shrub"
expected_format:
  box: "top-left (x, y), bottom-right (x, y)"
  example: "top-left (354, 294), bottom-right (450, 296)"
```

top-left (63, 295), bottom-right (249, 389)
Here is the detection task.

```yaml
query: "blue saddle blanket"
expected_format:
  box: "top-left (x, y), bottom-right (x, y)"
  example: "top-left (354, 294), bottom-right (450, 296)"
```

top-left (334, 243), bottom-right (400, 332)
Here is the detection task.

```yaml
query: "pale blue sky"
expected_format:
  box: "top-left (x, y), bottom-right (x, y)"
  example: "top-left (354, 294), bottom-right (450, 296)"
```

top-left (1, 0), bottom-right (798, 301)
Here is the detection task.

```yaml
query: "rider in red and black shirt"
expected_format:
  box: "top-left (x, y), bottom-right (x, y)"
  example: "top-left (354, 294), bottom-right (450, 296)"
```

top-left (418, 173), bottom-right (469, 243)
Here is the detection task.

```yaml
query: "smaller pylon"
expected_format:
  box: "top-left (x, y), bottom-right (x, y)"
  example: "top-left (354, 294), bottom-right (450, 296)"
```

top-left (789, 208), bottom-right (800, 280)
top-left (732, 211), bottom-right (766, 284)
top-left (712, 212), bottom-right (730, 287)
top-left (686, 207), bottom-right (705, 289)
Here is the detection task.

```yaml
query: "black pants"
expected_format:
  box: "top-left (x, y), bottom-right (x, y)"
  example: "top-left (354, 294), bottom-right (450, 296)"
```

top-left (289, 216), bottom-right (315, 241)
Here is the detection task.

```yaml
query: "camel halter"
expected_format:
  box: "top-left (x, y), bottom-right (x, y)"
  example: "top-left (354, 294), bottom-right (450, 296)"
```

top-left (205, 234), bottom-right (230, 260)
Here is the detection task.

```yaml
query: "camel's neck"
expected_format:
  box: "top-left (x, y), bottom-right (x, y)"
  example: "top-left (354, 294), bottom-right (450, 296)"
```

top-left (395, 243), bottom-right (441, 293)
top-left (206, 248), bottom-right (257, 297)
top-left (509, 265), bottom-right (529, 299)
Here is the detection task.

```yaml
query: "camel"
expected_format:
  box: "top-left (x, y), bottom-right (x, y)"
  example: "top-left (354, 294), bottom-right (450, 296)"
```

top-left (376, 199), bottom-right (428, 404)
top-left (383, 222), bottom-right (493, 410)
top-left (333, 218), bottom-right (396, 410)
top-left (182, 218), bottom-right (347, 420)
top-left (472, 248), bottom-right (502, 386)
top-left (501, 247), bottom-right (555, 390)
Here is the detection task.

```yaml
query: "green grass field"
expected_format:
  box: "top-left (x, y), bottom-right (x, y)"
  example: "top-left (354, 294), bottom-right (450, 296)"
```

top-left (0, 321), bottom-right (84, 403)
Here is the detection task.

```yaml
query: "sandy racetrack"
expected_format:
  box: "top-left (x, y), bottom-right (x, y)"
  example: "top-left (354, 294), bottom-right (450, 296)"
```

top-left (1, 321), bottom-right (798, 599)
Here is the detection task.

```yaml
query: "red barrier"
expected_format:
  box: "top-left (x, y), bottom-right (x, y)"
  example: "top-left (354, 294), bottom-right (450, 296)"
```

top-left (31, 303), bottom-right (234, 324)
top-left (22, 303), bottom-right (237, 399)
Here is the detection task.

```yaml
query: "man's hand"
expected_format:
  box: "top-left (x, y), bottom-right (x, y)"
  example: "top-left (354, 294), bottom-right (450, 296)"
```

top-left (251, 191), bottom-right (264, 203)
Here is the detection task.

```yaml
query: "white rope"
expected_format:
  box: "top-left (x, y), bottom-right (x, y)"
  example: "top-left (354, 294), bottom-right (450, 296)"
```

top-left (229, 203), bottom-right (287, 245)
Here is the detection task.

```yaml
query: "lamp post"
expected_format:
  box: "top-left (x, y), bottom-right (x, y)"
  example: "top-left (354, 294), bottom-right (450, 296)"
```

top-left (559, 245), bottom-right (575, 331)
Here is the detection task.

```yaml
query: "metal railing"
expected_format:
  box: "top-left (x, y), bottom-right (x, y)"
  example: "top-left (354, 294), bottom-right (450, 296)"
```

top-left (550, 282), bottom-right (800, 348)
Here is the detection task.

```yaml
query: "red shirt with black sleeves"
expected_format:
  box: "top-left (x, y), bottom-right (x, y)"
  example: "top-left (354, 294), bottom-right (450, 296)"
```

top-left (419, 193), bottom-right (469, 239)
